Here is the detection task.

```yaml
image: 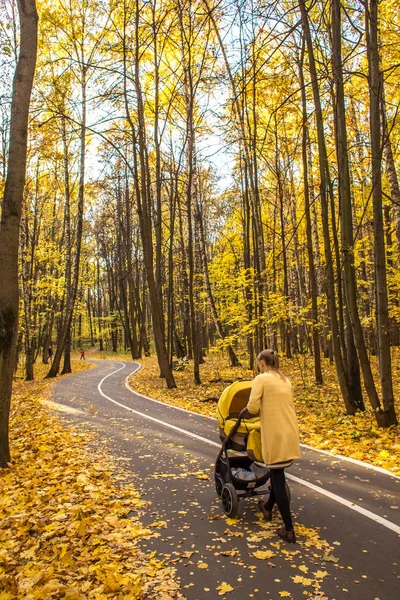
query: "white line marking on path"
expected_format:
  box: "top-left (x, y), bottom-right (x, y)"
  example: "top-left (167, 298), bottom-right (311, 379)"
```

top-left (97, 363), bottom-right (400, 536)
top-left (98, 364), bottom-right (221, 447)
top-left (299, 444), bottom-right (400, 480)
top-left (126, 365), bottom-right (400, 481)
top-left (287, 475), bottom-right (400, 536)
top-left (124, 364), bottom-right (214, 419)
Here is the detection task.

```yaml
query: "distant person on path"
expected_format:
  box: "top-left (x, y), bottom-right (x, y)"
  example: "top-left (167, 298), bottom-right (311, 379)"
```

top-left (80, 349), bottom-right (85, 361)
top-left (48, 347), bottom-right (53, 362)
top-left (246, 349), bottom-right (300, 543)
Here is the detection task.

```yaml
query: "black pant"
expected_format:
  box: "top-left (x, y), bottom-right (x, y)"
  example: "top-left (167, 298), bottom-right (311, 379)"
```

top-left (264, 468), bottom-right (293, 531)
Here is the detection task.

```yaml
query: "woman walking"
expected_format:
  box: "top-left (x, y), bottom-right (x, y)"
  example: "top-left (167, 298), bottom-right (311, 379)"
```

top-left (246, 349), bottom-right (300, 543)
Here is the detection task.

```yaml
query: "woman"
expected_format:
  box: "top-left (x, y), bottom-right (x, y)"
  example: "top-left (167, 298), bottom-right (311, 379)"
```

top-left (246, 349), bottom-right (300, 543)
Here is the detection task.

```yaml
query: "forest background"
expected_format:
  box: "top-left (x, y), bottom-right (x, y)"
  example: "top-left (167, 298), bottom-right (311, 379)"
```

top-left (1, 0), bottom-right (400, 467)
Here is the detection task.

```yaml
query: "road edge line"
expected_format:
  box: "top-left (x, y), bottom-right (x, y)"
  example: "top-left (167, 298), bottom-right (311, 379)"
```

top-left (286, 474), bottom-right (400, 535)
top-left (124, 364), bottom-right (214, 420)
top-left (126, 366), bottom-right (400, 481)
top-left (99, 365), bottom-right (400, 537)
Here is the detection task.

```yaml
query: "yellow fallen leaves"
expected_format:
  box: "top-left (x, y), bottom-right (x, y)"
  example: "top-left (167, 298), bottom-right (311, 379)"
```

top-left (314, 570), bottom-right (328, 579)
top-left (154, 470), bottom-right (208, 481)
top-left (215, 549), bottom-right (239, 557)
top-left (253, 550), bottom-right (276, 560)
top-left (292, 575), bottom-right (313, 586)
top-left (224, 528), bottom-right (244, 537)
top-left (298, 564), bottom-right (309, 573)
top-left (150, 520), bottom-right (168, 528)
top-left (294, 525), bottom-right (332, 552)
top-left (193, 471), bottom-right (209, 480)
top-left (0, 375), bottom-right (182, 599)
top-left (131, 354), bottom-right (400, 475)
top-left (217, 582), bottom-right (234, 595)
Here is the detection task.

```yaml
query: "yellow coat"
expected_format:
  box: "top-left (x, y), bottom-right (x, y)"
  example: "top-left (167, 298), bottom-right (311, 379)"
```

top-left (246, 372), bottom-right (300, 466)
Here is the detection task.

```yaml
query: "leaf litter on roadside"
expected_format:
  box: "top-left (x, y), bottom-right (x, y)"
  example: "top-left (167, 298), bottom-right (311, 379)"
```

top-left (0, 376), bottom-right (183, 599)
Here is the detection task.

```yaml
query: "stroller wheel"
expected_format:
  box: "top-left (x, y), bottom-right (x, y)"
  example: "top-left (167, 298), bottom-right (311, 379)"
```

top-left (214, 472), bottom-right (223, 498)
top-left (221, 483), bottom-right (238, 518)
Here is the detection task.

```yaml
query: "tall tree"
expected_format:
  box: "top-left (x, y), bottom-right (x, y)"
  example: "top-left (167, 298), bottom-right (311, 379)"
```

top-left (46, 0), bottom-right (100, 377)
top-left (0, 0), bottom-right (38, 467)
top-left (299, 0), bottom-right (356, 414)
top-left (298, 41), bottom-right (323, 384)
top-left (331, 0), bottom-right (378, 415)
top-left (365, 0), bottom-right (397, 425)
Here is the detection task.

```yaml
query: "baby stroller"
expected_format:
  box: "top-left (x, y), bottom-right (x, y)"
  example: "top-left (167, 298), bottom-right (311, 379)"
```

top-left (215, 381), bottom-right (290, 518)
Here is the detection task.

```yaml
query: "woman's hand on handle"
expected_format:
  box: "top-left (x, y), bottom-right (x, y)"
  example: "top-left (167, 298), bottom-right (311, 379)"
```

top-left (239, 407), bottom-right (252, 419)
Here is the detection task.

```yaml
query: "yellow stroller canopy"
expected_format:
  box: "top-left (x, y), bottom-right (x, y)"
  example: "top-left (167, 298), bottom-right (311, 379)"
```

top-left (216, 380), bottom-right (262, 462)
top-left (217, 380), bottom-right (253, 428)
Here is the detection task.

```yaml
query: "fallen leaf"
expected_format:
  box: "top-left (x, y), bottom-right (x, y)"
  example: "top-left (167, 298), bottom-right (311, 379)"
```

top-left (217, 582), bottom-right (234, 595)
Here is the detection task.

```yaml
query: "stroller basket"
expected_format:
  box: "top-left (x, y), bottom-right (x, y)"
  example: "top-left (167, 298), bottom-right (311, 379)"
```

top-left (217, 454), bottom-right (270, 491)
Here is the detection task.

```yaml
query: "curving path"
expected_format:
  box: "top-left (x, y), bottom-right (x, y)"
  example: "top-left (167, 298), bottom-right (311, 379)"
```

top-left (52, 360), bottom-right (400, 600)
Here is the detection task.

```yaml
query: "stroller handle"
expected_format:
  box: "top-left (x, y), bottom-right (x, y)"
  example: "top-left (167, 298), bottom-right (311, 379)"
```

top-left (224, 407), bottom-right (256, 442)
top-left (239, 407), bottom-right (251, 419)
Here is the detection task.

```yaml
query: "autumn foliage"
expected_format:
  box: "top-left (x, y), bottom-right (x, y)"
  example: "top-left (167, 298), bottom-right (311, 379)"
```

top-left (1, 2), bottom-right (400, 447)
top-left (0, 367), bottom-right (182, 599)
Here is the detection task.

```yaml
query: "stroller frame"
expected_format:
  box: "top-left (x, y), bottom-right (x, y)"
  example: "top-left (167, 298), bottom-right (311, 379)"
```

top-left (214, 412), bottom-right (271, 517)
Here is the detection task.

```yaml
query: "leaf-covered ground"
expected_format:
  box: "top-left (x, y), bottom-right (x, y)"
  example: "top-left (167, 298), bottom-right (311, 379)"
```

top-left (0, 361), bottom-right (182, 600)
top-left (129, 350), bottom-right (400, 476)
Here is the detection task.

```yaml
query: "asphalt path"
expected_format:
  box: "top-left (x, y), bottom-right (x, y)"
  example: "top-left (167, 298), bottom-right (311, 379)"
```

top-left (52, 360), bottom-right (400, 600)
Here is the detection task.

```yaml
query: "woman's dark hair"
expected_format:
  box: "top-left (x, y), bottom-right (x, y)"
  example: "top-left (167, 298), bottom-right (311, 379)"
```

top-left (257, 349), bottom-right (279, 369)
top-left (257, 349), bottom-right (286, 379)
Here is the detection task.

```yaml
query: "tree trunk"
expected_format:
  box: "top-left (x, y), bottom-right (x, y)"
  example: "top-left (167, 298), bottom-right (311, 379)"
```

top-left (127, 0), bottom-right (175, 387)
top-left (365, 0), bottom-right (397, 425)
top-left (88, 289), bottom-right (94, 347)
top-left (179, 2), bottom-right (201, 384)
top-left (49, 65), bottom-right (87, 378)
top-left (331, 0), bottom-right (371, 413)
top-left (152, 3), bottom-right (163, 308)
top-left (177, 192), bottom-right (191, 358)
top-left (195, 178), bottom-right (241, 367)
top-left (124, 170), bottom-right (140, 359)
top-left (298, 46), bottom-right (323, 384)
top-left (97, 260), bottom-right (104, 352)
top-left (0, 0), bottom-right (38, 467)
top-left (381, 86), bottom-right (400, 259)
top-left (21, 215), bottom-right (34, 381)
top-left (275, 130), bottom-right (292, 359)
top-left (62, 329), bottom-right (72, 373)
top-left (299, 0), bottom-right (356, 414)
top-left (60, 126), bottom-right (72, 375)
top-left (241, 156), bottom-right (255, 369)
